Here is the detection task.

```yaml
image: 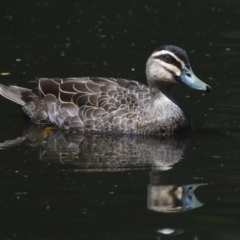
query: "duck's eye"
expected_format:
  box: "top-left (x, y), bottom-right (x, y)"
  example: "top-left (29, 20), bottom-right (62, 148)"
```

top-left (164, 55), bottom-right (173, 63)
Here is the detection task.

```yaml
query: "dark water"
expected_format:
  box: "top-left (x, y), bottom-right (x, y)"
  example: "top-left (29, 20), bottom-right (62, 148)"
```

top-left (1, 1), bottom-right (240, 239)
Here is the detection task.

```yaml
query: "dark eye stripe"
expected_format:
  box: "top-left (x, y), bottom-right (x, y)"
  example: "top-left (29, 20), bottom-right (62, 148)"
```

top-left (154, 54), bottom-right (182, 71)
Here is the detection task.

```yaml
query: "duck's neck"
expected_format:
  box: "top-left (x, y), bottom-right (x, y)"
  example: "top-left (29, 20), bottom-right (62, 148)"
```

top-left (149, 82), bottom-right (175, 104)
top-left (147, 83), bottom-right (179, 119)
top-left (141, 82), bottom-right (190, 135)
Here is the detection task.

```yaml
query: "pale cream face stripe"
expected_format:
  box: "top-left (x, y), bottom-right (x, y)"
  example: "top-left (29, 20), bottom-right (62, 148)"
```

top-left (152, 50), bottom-right (185, 66)
top-left (151, 50), bottom-right (186, 77)
top-left (158, 59), bottom-right (181, 76)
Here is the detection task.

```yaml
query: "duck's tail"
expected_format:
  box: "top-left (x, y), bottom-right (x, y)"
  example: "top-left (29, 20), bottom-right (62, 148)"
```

top-left (0, 84), bottom-right (31, 106)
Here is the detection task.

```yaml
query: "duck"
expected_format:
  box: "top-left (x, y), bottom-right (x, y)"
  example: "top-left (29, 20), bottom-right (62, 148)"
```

top-left (0, 45), bottom-right (211, 136)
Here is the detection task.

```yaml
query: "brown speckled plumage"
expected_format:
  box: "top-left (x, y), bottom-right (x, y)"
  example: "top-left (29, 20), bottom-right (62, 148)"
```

top-left (0, 45), bottom-right (211, 136)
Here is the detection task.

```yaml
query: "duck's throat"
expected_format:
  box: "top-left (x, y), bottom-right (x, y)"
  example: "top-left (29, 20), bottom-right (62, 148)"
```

top-left (150, 80), bottom-right (176, 99)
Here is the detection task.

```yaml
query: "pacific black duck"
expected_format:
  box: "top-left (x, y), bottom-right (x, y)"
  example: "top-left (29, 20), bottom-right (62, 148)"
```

top-left (0, 45), bottom-right (211, 136)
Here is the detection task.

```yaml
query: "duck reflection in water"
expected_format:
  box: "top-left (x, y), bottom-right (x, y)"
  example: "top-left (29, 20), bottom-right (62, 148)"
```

top-left (148, 172), bottom-right (206, 213)
top-left (0, 125), bottom-right (189, 169)
top-left (0, 125), bottom-right (209, 239)
top-left (0, 125), bottom-right (206, 214)
top-left (1, 126), bottom-right (239, 239)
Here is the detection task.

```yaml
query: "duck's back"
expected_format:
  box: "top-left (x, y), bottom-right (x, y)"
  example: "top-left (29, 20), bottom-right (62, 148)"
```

top-left (23, 77), bottom-right (151, 133)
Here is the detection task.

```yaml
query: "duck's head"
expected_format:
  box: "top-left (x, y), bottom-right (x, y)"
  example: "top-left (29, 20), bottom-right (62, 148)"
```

top-left (146, 45), bottom-right (211, 93)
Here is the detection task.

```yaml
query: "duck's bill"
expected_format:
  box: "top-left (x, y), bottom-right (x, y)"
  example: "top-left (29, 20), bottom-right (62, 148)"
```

top-left (178, 67), bottom-right (211, 92)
